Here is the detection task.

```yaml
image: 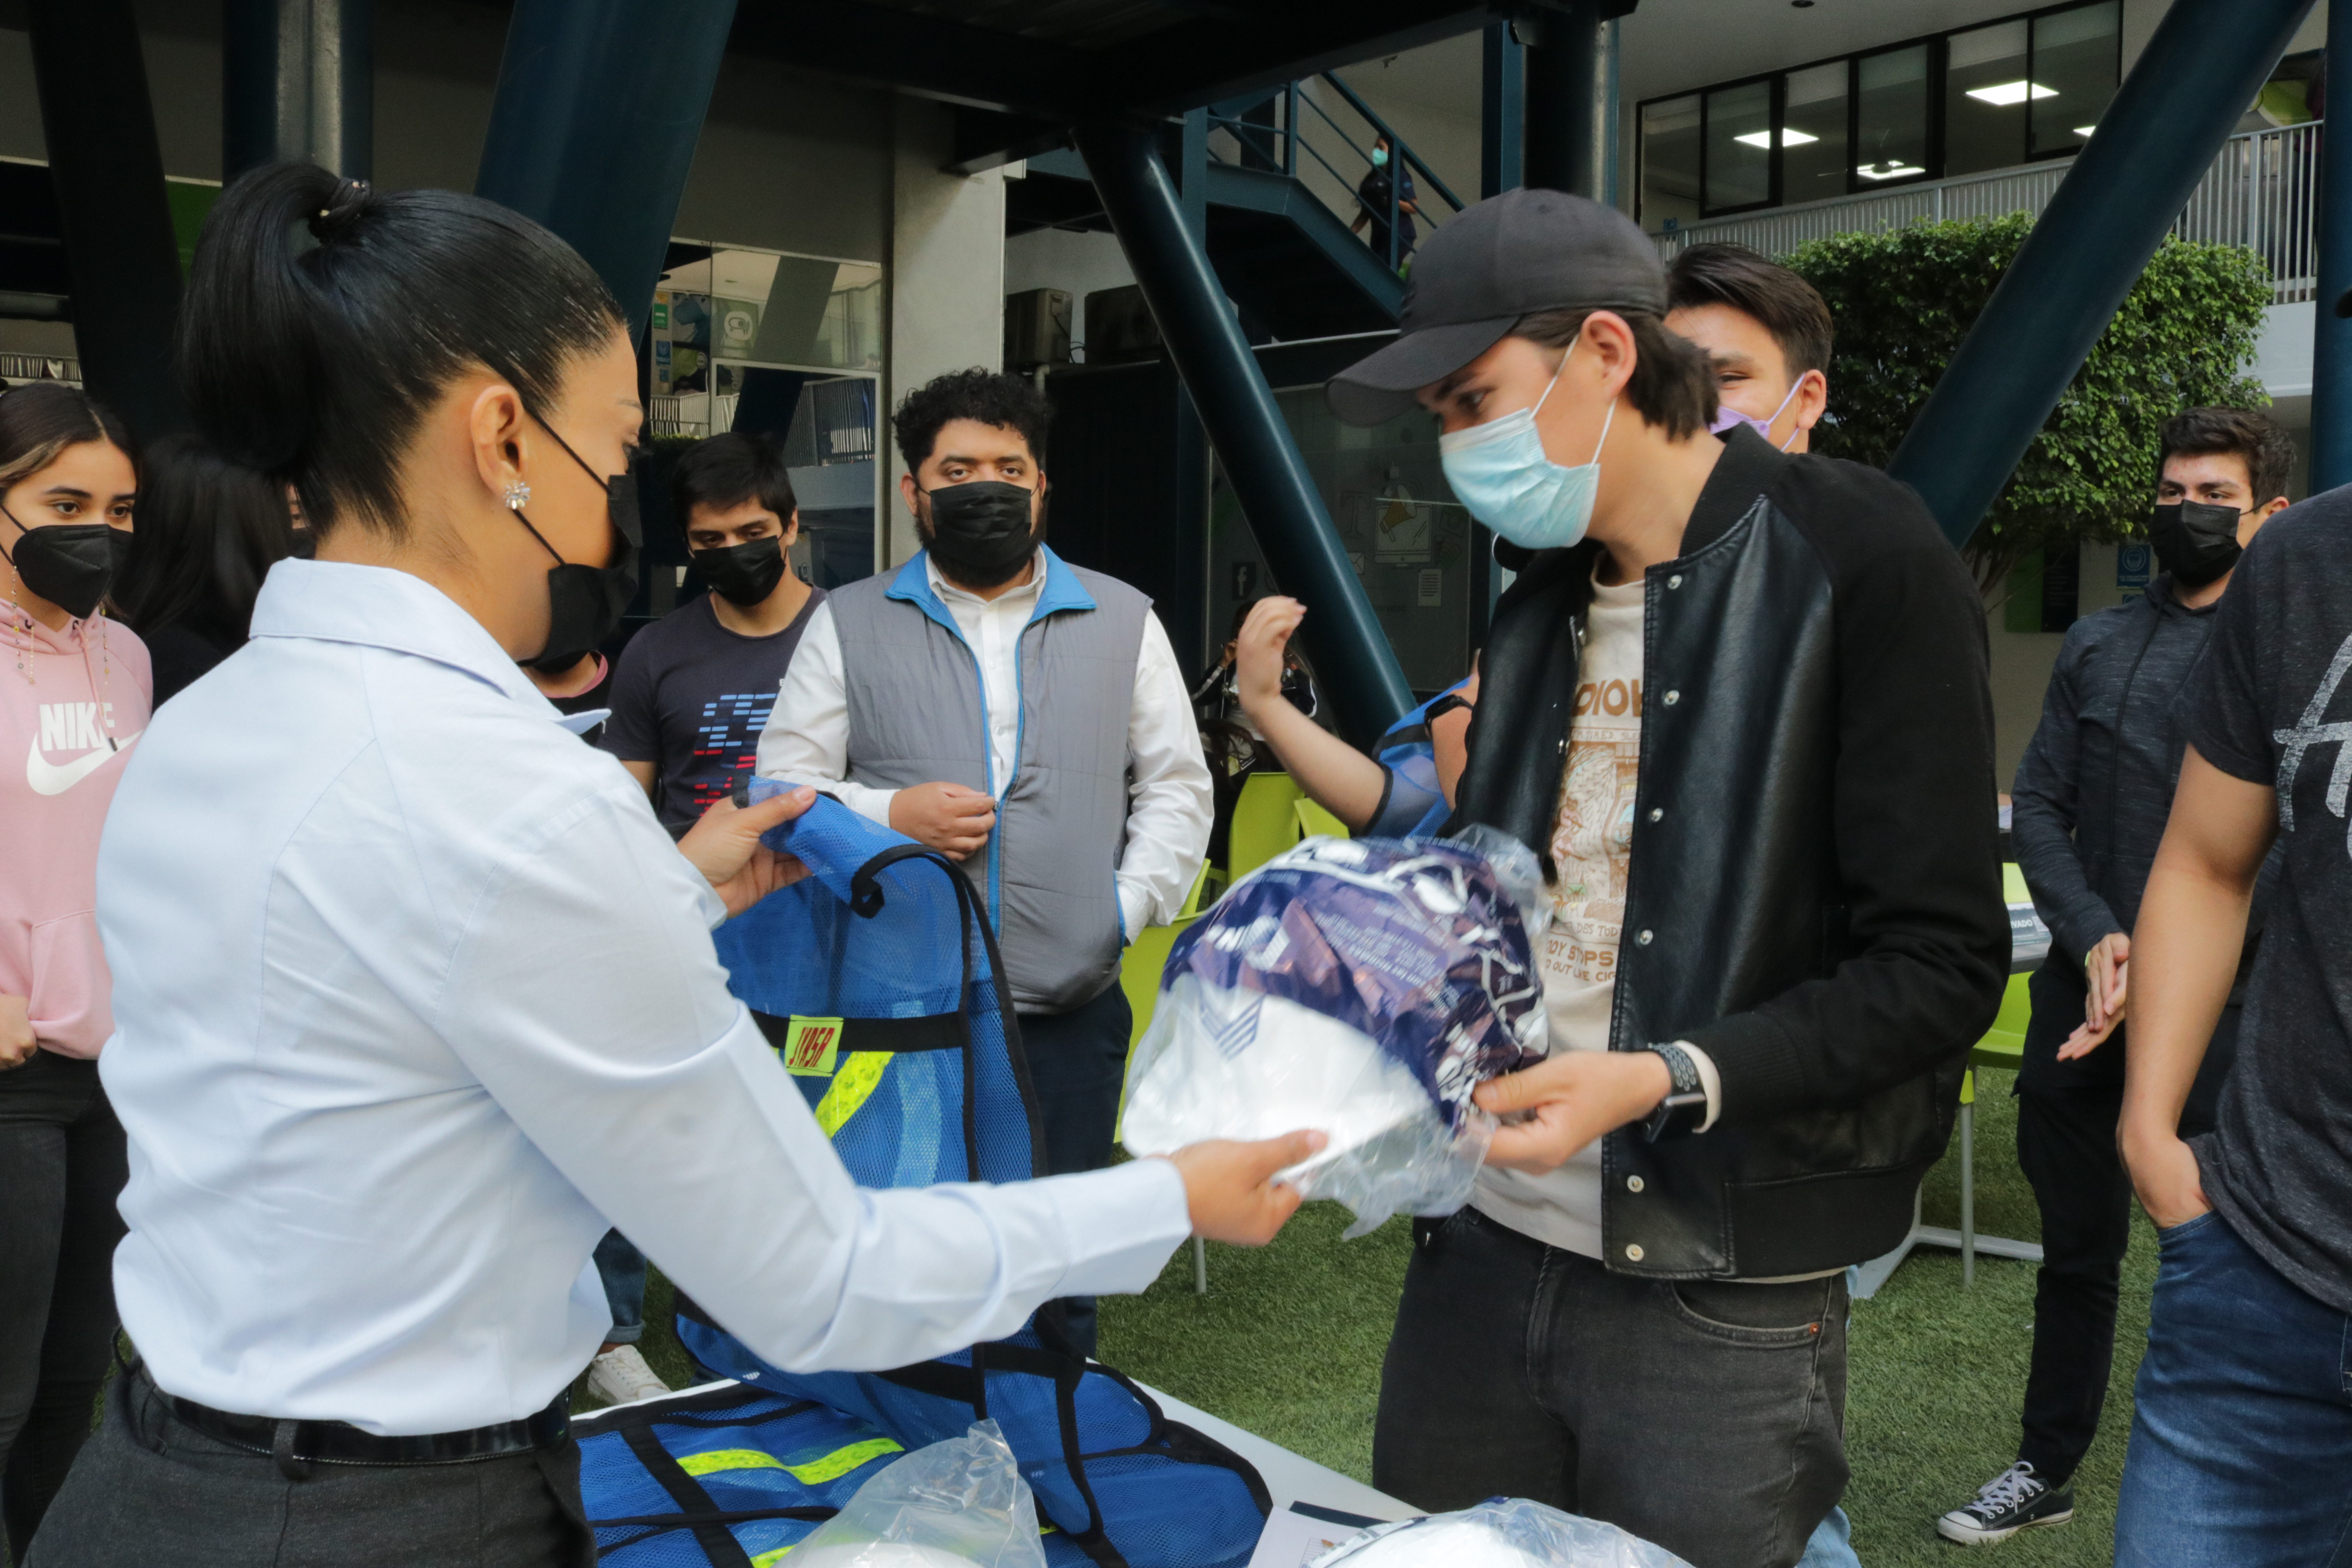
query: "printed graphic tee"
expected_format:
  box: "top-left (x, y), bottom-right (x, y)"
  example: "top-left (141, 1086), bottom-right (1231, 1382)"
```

top-left (2177, 495), bottom-right (2352, 1314)
top-left (1473, 568), bottom-right (1645, 1258)
top-left (601, 586), bottom-right (824, 835)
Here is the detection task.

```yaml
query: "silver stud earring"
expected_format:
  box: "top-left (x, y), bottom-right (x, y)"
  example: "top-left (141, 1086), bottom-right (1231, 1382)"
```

top-left (503, 479), bottom-right (530, 511)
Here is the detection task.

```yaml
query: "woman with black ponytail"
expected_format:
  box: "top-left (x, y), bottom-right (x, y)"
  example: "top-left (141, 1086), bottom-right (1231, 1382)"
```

top-left (33, 164), bottom-right (1314, 1566)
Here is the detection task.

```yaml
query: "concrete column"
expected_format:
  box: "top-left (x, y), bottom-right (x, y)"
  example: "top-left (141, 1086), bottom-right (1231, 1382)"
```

top-left (224, 0), bottom-right (373, 181)
top-left (885, 97), bottom-right (1007, 567)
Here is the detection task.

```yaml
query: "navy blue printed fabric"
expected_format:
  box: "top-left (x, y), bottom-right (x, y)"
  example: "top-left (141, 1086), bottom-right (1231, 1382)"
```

top-left (1162, 836), bottom-right (1545, 1127)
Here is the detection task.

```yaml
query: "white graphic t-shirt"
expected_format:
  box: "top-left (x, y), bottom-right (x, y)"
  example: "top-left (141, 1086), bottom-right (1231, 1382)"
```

top-left (1472, 568), bottom-right (1644, 1258)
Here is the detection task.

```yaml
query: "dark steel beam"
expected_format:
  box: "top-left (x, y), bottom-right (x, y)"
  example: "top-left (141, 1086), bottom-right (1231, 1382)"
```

top-left (475, 0), bottom-right (737, 338)
top-left (2311, 0), bottom-right (2352, 492)
top-left (25, 0), bottom-right (189, 439)
top-left (1481, 20), bottom-right (1523, 198)
top-left (1887, 0), bottom-right (2315, 547)
top-left (728, 0), bottom-right (1500, 133)
top-left (1523, 2), bottom-right (1629, 200)
top-left (224, 0), bottom-right (374, 181)
top-left (1075, 119), bottom-right (1412, 745)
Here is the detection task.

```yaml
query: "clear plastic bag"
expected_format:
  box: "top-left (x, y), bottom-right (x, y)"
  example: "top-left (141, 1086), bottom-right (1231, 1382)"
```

top-left (787, 1420), bottom-right (1047, 1568)
top-left (1122, 827), bottom-right (1549, 1237)
top-left (1310, 1499), bottom-right (1693, 1568)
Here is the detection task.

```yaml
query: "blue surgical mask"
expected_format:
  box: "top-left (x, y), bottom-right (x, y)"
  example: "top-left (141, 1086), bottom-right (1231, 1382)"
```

top-left (1371, 146), bottom-right (1391, 168)
top-left (1438, 344), bottom-right (1615, 552)
top-left (1707, 377), bottom-right (1805, 451)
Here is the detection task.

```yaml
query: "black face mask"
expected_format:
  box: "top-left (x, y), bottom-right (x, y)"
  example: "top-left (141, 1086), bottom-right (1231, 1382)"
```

top-left (920, 480), bottom-right (1038, 588)
top-left (510, 421), bottom-right (641, 672)
top-left (2148, 500), bottom-right (2244, 589)
top-left (287, 526), bottom-right (317, 561)
top-left (692, 535), bottom-right (788, 607)
top-left (3, 505), bottom-right (125, 621)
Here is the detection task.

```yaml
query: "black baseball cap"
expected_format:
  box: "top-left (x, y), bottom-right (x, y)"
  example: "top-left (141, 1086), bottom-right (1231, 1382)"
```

top-left (1327, 187), bottom-right (1669, 426)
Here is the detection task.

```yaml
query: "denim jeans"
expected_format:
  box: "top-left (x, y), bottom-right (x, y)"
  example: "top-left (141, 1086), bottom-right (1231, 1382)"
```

top-left (1375, 1207), bottom-right (1849, 1568)
top-left (2113, 1210), bottom-right (2352, 1568)
top-left (592, 1231), bottom-right (646, 1348)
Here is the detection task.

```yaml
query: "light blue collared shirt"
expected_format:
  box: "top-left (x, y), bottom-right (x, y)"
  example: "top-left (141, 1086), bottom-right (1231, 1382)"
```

top-left (96, 560), bottom-right (1190, 1435)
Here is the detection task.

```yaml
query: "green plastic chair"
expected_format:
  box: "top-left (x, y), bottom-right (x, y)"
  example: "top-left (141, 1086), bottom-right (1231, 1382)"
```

top-left (1294, 797), bottom-right (1352, 840)
top-left (1226, 772), bottom-right (1305, 884)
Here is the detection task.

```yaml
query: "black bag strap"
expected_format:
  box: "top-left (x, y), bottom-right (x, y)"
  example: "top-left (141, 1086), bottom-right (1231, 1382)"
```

top-left (614, 1416), bottom-right (759, 1568)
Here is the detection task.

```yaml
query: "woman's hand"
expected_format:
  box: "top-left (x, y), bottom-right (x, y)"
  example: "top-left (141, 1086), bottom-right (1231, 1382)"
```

top-left (680, 785), bottom-right (815, 917)
top-left (1164, 1130), bottom-right (1327, 1244)
top-left (1475, 1051), bottom-right (1674, 1173)
top-left (0, 994), bottom-right (35, 1070)
top-left (1234, 597), bottom-right (1306, 716)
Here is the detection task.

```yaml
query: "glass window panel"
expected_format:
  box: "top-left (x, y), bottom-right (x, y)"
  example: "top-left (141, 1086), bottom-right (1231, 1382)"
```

top-left (2031, 1), bottom-right (2120, 158)
top-left (1945, 20), bottom-right (2031, 175)
top-left (1704, 80), bottom-right (1773, 212)
top-left (1855, 45), bottom-right (1930, 185)
top-left (1781, 62), bottom-right (1849, 206)
top-left (1640, 94), bottom-right (1701, 229)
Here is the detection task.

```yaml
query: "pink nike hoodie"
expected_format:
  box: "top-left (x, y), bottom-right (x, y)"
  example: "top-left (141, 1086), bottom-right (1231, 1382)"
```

top-left (1, 604), bottom-right (151, 1058)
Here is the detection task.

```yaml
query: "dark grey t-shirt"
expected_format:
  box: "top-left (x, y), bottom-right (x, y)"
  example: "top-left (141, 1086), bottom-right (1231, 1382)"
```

top-left (2178, 495), bottom-right (2352, 1314)
top-left (599, 586), bottom-right (824, 835)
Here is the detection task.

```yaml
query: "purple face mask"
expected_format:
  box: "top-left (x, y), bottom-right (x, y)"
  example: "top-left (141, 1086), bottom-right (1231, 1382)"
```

top-left (1708, 378), bottom-right (1806, 450)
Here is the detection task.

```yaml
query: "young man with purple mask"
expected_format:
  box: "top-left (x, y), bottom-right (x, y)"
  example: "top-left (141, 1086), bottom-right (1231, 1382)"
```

top-left (1664, 242), bottom-right (1831, 456)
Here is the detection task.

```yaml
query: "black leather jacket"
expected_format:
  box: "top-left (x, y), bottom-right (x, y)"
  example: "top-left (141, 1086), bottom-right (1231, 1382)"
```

top-left (1453, 428), bottom-right (2010, 1279)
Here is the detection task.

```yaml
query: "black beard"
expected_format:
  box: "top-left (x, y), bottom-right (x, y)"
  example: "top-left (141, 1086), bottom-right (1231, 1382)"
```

top-left (915, 511), bottom-right (1045, 591)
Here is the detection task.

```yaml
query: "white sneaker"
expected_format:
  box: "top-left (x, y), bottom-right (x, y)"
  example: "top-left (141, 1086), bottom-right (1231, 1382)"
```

top-left (586, 1345), bottom-right (671, 1407)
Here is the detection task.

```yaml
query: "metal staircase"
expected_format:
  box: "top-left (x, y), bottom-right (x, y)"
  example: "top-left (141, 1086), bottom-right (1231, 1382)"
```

top-left (1009, 70), bottom-right (1465, 342)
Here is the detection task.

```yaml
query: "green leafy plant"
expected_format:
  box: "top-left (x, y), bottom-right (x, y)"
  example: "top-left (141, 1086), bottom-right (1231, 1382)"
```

top-left (1784, 214), bottom-right (2272, 595)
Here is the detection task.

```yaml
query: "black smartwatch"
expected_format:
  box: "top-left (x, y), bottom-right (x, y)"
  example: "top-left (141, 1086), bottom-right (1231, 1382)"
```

top-left (1639, 1041), bottom-right (1709, 1143)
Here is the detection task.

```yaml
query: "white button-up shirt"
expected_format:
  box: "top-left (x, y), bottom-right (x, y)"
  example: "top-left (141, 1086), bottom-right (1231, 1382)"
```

top-left (757, 551), bottom-right (1212, 936)
top-left (96, 561), bottom-right (1191, 1436)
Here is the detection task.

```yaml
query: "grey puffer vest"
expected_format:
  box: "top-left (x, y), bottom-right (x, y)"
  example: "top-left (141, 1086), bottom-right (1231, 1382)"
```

top-left (829, 548), bottom-right (1148, 1013)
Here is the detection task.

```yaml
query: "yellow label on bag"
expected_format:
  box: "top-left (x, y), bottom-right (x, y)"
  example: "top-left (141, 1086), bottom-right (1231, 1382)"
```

top-left (781, 1016), bottom-right (844, 1077)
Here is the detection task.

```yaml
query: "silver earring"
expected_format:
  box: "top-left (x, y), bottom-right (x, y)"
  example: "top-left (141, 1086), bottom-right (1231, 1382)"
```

top-left (503, 479), bottom-right (530, 510)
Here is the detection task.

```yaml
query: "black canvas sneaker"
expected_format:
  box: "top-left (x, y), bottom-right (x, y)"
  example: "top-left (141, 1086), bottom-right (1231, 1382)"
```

top-left (1936, 1461), bottom-right (2076, 1545)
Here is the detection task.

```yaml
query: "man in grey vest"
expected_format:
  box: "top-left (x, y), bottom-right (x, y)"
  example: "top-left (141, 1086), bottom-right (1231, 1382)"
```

top-left (758, 370), bottom-right (1212, 1352)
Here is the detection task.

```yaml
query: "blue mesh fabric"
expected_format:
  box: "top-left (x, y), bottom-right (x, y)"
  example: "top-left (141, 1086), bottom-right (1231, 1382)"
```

top-left (577, 1388), bottom-right (902, 1566)
top-left (688, 792), bottom-right (1266, 1566)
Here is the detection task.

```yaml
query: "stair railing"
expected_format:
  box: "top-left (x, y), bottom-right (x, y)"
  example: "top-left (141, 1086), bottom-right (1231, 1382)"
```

top-left (1206, 71), bottom-right (1467, 274)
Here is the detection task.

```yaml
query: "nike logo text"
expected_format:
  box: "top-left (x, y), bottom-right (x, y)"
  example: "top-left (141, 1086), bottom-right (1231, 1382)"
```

top-left (27, 702), bottom-right (139, 795)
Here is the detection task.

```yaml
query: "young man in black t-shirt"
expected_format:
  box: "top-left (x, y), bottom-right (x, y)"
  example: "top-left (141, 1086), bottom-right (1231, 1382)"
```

top-left (583, 431), bottom-right (824, 1406)
top-left (601, 432), bottom-right (826, 835)
top-left (2112, 479), bottom-right (2352, 1566)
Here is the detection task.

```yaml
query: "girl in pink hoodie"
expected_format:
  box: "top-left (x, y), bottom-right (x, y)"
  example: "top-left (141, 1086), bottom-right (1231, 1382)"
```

top-left (0, 382), bottom-right (147, 1559)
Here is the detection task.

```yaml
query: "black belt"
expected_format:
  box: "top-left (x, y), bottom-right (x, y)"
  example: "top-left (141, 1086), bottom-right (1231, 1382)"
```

top-left (154, 1369), bottom-right (570, 1475)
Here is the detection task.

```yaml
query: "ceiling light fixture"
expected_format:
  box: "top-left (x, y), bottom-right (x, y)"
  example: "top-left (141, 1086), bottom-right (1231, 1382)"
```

top-left (1734, 128), bottom-right (1821, 149)
top-left (1855, 161), bottom-right (1926, 181)
top-left (2074, 125), bottom-right (2097, 138)
top-left (1966, 80), bottom-right (2058, 107)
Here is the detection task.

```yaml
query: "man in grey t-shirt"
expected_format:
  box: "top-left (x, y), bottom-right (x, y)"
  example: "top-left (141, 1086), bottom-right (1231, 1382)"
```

top-left (2111, 478), bottom-right (2352, 1567)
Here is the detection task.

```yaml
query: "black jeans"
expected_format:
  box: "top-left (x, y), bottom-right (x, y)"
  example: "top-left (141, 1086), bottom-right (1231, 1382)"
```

top-left (2012, 964), bottom-right (2239, 1488)
top-left (1375, 1207), bottom-right (1848, 1568)
top-left (1017, 981), bottom-right (1134, 1357)
top-left (0, 1053), bottom-right (125, 1564)
top-left (29, 1367), bottom-right (594, 1567)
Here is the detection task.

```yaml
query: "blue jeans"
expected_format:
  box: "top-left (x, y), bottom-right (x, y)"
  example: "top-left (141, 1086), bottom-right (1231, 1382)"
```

top-left (2113, 1210), bottom-right (2352, 1568)
top-left (1793, 1507), bottom-right (1857, 1568)
top-left (593, 1230), bottom-right (647, 1347)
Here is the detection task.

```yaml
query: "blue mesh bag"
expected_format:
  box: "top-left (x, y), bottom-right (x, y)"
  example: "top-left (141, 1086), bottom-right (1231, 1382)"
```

top-left (671, 788), bottom-right (1271, 1568)
top-left (573, 1384), bottom-right (906, 1566)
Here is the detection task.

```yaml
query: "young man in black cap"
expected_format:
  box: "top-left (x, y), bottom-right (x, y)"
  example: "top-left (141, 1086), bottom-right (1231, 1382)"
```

top-left (1331, 187), bottom-right (2009, 1568)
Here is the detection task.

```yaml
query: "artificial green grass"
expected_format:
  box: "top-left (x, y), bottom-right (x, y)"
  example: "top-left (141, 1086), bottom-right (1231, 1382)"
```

top-left (606, 1069), bottom-right (2157, 1566)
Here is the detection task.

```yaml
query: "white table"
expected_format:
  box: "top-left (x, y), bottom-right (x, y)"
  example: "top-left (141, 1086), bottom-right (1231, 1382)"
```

top-left (1138, 1383), bottom-right (1417, 1524)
